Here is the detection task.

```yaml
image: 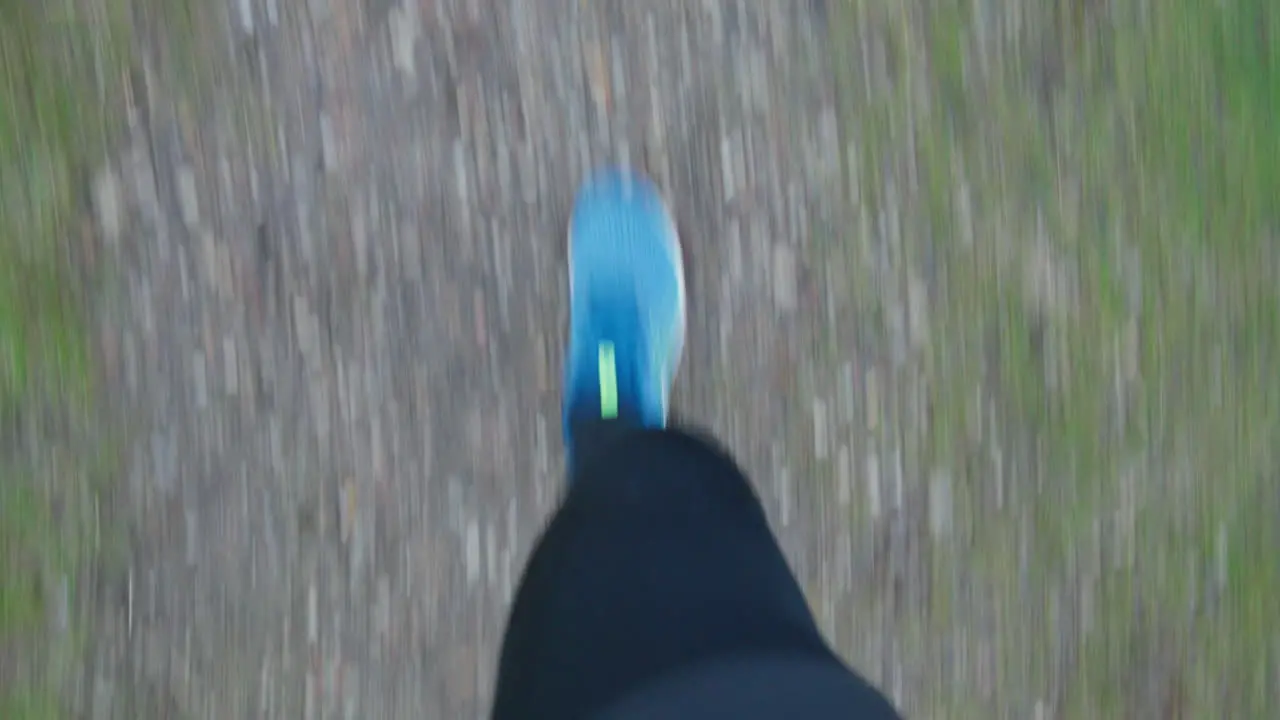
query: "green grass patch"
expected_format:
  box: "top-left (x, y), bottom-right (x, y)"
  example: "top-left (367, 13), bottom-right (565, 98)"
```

top-left (1, 0), bottom-right (131, 715)
top-left (835, 0), bottom-right (1278, 714)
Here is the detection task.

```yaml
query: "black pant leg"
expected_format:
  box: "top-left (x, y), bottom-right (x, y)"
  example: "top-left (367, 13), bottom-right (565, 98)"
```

top-left (491, 427), bottom-right (836, 719)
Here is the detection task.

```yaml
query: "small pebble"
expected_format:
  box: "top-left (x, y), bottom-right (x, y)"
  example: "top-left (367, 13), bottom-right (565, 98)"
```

top-left (92, 164), bottom-right (122, 244)
top-left (178, 165), bottom-right (200, 227)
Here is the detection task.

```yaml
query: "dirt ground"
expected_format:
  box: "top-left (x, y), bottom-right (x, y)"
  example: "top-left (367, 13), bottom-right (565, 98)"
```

top-left (84, 2), bottom-right (899, 717)
top-left (58, 0), bottom-right (1277, 717)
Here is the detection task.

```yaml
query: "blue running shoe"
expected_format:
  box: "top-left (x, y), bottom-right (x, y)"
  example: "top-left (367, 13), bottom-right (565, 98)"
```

top-left (563, 167), bottom-right (686, 470)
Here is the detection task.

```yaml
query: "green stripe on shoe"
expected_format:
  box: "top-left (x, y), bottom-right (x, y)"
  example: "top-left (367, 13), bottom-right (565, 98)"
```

top-left (598, 342), bottom-right (618, 419)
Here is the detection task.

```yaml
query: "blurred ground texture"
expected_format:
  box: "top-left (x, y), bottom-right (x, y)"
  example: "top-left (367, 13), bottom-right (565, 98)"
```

top-left (2, 0), bottom-right (1277, 717)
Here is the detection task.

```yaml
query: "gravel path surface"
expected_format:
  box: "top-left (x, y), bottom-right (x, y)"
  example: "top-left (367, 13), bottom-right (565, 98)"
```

top-left (87, 1), bottom-right (935, 716)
